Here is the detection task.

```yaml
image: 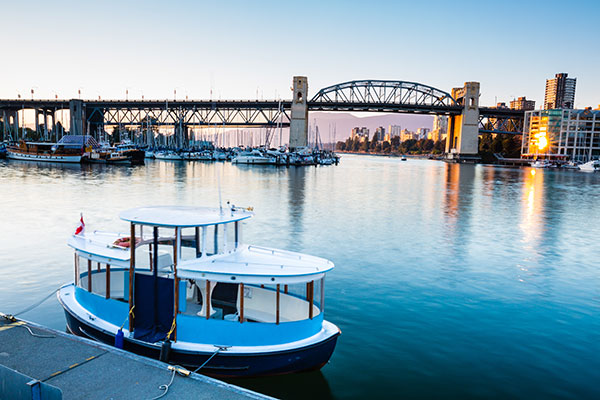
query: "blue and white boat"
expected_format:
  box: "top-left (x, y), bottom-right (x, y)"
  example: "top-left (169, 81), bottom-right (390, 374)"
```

top-left (58, 205), bottom-right (340, 377)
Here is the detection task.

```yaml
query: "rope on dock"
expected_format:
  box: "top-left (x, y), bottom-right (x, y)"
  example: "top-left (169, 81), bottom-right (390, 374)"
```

top-left (149, 365), bottom-right (191, 400)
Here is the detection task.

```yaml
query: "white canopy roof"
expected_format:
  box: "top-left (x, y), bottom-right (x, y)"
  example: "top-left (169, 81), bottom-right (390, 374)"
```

top-left (68, 231), bottom-right (132, 268)
top-left (177, 245), bottom-right (334, 284)
top-left (119, 205), bottom-right (253, 227)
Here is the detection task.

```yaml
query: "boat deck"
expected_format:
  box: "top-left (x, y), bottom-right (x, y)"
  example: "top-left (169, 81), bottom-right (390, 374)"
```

top-left (0, 315), bottom-right (274, 400)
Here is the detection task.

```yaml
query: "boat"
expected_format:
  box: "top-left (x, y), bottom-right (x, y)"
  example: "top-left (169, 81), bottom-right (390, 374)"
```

top-left (400, 155), bottom-right (407, 161)
top-left (578, 160), bottom-right (600, 172)
top-left (57, 205), bottom-right (340, 377)
top-left (232, 150), bottom-right (276, 165)
top-left (144, 150), bottom-right (155, 159)
top-left (530, 159), bottom-right (551, 168)
top-left (0, 143), bottom-right (7, 159)
top-left (6, 135), bottom-right (96, 163)
top-left (154, 151), bottom-right (183, 160)
top-left (213, 150), bottom-right (227, 161)
top-left (114, 140), bottom-right (145, 165)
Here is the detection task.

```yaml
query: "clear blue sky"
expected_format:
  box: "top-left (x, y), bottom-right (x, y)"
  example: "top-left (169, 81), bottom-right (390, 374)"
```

top-left (1, 0), bottom-right (599, 108)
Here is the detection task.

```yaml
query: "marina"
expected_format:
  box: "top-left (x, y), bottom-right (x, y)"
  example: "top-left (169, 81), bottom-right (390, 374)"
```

top-left (1, 1), bottom-right (600, 398)
top-left (1, 155), bottom-right (600, 399)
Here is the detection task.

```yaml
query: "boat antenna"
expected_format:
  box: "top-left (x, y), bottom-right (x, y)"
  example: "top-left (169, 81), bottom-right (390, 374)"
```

top-left (217, 165), bottom-right (223, 215)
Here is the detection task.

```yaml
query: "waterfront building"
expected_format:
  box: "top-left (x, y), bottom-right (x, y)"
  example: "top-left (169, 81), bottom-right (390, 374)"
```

top-left (544, 73), bottom-right (576, 110)
top-left (510, 96), bottom-right (536, 111)
top-left (430, 116), bottom-right (447, 141)
top-left (374, 127), bottom-right (385, 141)
top-left (496, 102), bottom-right (508, 109)
top-left (401, 129), bottom-right (416, 142)
top-left (521, 108), bottom-right (600, 162)
top-left (416, 128), bottom-right (430, 140)
top-left (388, 125), bottom-right (402, 138)
top-left (351, 127), bottom-right (370, 142)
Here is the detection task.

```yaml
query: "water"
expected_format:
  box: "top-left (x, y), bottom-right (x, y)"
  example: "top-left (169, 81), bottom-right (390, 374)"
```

top-left (1, 156), bottom-right (599, 399)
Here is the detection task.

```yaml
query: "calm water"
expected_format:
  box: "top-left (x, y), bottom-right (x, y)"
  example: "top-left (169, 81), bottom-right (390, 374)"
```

top-left (1, 155), bottom-right (599, 399)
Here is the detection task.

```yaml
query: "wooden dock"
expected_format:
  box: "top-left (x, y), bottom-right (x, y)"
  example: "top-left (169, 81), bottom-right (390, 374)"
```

top-left (0, 315), bottom-right (274, 400)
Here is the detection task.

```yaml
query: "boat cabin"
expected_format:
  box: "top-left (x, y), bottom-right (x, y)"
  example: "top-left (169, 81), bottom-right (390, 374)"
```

top-left (67, 206), bottom-right (332, 348)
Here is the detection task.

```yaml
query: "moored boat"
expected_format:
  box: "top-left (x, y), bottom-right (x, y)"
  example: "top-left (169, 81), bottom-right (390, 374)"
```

top-left (6, 135), bottom-right (94, 163)
top-left (578, 160), bottom-right (600, 172)
top-left (57, 205), bottom-right (340, 377)
top-left (232, 150), bottom-right (276, 165)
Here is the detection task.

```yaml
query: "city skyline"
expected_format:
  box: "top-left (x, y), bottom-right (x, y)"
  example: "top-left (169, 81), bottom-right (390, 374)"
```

top-left (1, 0), bottom-right (599, 109)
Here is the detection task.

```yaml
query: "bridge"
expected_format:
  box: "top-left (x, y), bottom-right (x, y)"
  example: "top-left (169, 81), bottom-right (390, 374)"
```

top-left (0, 77), bottom-right (524, 159)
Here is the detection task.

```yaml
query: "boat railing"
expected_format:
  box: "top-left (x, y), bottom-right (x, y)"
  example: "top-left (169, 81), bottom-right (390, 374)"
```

top-left (246, 245), bottom-right (325, 264)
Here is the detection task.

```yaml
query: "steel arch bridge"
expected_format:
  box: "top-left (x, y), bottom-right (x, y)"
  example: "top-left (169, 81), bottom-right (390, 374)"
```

top-left (308, 80), bottom-right (461, 114)
top-left (0, 79), bottom-right (524, 141)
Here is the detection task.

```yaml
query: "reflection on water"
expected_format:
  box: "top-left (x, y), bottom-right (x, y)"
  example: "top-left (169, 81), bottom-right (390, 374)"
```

top-left (1, 157), bottom-right (600, 399)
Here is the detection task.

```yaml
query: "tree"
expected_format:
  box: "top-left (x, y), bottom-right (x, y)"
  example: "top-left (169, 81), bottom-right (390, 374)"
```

top-left (359, 138), bottom-right (370, 152)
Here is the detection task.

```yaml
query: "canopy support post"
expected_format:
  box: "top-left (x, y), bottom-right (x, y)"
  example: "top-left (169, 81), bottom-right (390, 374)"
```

top-left (214, 225), bottom-right (218, 254)
top-left (87, 259), bottom-right (92, 292)
top-left (201, 226), bottom-right (207, 257)
top-left (205, 279), bottom-right (211, 320)
top-left (195, 227), bottom-right (201, 257)
top-left (128, 222), bottom-right (135, 333)
top-left (74, 254), bottom-right (79, 286)
top-left (276, 284), bottom-right (280, 325)
top-left (239, 283), bottom-right (244, 323)
top-left (320, 277), bottom-right (325, 314)
top-left (173, 227), bottom-right (180, 341)
top-left (106, 264), bottom-right (111, 299)
top-left (234, 221), bottom-right (239, 248)
top-left (308, 281), bottom-right (314, 320)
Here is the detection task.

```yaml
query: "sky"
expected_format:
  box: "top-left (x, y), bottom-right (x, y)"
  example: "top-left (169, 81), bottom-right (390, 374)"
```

top-left (1, 0), bottom-right (599, 109)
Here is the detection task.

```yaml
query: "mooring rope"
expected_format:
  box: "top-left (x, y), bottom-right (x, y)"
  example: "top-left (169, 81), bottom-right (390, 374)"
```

top-left (193, 346), bottom-right (229, 373)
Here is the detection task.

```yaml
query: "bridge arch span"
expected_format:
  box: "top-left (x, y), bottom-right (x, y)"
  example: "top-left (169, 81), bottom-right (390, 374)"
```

top-left (310, 80), bottom-right (458, 108)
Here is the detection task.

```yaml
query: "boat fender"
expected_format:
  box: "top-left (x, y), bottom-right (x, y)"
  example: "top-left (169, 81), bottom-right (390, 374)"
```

top-left (115, 328), bottom-right (124, 349)
top-left (159, 340), bottom-right (172, 363)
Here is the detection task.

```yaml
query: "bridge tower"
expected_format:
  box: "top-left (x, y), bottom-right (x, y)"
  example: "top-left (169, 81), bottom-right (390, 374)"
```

top-left (445, 82), bottom-right (480, 161)
top-left (69, 99), bottom-right (85, 136)
top-left (289, 76), bottom-right (308, 149)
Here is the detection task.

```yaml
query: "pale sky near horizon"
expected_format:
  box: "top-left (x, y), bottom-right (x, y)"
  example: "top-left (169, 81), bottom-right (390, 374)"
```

top-left (1, 0), bottom-right (599, 109)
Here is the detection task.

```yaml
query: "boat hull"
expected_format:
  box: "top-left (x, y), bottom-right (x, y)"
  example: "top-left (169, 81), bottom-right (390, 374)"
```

top-left (61, 303), bottom-right (339, 378)
top-left (7, 151), bottom-right (82, 163)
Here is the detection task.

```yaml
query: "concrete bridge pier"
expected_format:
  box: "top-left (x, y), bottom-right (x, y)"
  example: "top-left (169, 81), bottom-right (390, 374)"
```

top-left (69, 99), bottom-right (85, 136)
top-left (289, 76), bottom-right (308, 149)
top-left (445, 82), bottom-right (481, 162)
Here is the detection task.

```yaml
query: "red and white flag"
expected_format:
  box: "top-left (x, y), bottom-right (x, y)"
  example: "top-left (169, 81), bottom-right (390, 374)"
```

top-left (74, 214), bottom-right (85, 236)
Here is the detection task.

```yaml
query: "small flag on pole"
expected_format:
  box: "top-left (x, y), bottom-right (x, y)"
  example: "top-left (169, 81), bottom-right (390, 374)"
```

top-left (74, 213), bottom-right (85, 236)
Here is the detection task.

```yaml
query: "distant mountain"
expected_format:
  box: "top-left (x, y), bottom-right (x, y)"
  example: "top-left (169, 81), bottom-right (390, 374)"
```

top-left (308, 112), bottom-right (434, 142)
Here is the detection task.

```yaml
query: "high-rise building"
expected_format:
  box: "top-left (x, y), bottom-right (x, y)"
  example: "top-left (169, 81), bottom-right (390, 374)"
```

top-left (351, 127), bottom-right (369, 141)
top-left (400, 129), bottom-right (415, 142)
top-left (416, 128), bottom-right (430, 140)
top-left (387, 125), bottom-right (402, 138)
top-left (374, 126), bottom-right (385, 141)
top-left (521, 108), bottom-right (600, 162)
top-left (510, 96), bottom-right (536, 111)
top-left (432, 116), bottom-right (448, 135)
top-left (544, 73), bottom-right (576, 110)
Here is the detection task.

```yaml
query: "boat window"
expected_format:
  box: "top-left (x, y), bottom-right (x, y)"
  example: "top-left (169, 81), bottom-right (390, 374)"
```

top-left (75, 256), bottom-right (126, 301)
top-left (203, 224), bottom-right (227, 255)
top-left (237, 282), bottom-right (321, 324)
